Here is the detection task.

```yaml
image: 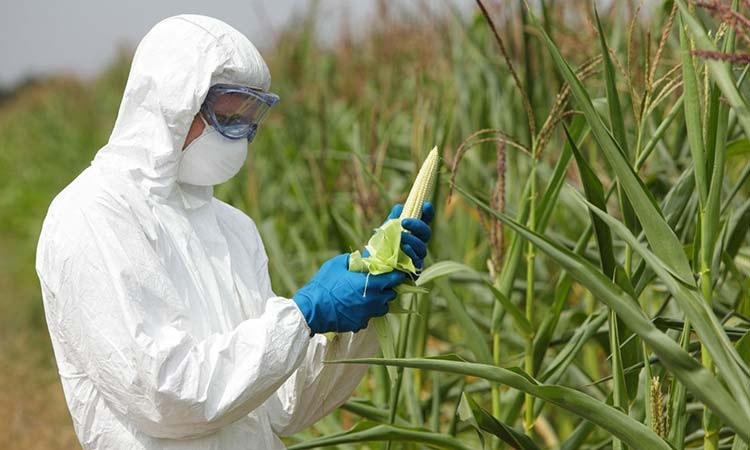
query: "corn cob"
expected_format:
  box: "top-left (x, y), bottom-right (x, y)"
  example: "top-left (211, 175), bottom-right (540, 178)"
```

top-left (399, 146), bottom-right (439, 222)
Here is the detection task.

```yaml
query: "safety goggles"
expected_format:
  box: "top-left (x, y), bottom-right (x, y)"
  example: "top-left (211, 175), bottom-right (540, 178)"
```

top-left (200, 84), bottom-right (280, 142)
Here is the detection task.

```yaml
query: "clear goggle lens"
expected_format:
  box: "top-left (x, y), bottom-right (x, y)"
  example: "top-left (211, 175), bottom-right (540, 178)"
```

top-left (201, 84), bottom-right (280, 141)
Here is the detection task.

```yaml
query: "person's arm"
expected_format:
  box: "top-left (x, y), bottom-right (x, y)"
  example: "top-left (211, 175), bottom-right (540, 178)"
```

top-left (254, 259), bottom-right (379, 436)
top-left (254, 203), bottom-right (433, 435)
top-left (37, 201), bottom-right (312, 440)
top-left (265, 330), bottom-right (378, 436)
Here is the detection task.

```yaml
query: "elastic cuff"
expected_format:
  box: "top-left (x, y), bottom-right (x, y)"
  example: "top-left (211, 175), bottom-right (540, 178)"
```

top-left (288, 296), bottom-right (315, 338)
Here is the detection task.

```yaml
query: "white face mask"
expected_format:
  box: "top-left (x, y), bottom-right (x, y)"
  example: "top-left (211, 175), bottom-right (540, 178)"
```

top-left (177, 116), bottom-right (248, 186)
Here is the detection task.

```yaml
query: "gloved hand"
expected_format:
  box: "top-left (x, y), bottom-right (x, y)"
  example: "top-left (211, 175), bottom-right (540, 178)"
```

top-left (292, 254), bottom-right (406, 334)
top-left (385, 202), bottom-right (435, 270)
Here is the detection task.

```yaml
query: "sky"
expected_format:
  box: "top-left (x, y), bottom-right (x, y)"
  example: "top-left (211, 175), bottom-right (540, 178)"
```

top-left (0, 0), bottom-right (471, 89)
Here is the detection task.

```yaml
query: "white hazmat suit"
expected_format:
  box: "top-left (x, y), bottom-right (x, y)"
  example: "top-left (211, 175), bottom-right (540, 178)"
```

top-left (36, 15), bottom-right (378, 450)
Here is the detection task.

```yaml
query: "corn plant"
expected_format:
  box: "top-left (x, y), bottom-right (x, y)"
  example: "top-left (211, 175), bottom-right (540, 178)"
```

top-left (283, 1), bottom-right (750, 449)
top-left (4, 1), bottom-right (750, 449)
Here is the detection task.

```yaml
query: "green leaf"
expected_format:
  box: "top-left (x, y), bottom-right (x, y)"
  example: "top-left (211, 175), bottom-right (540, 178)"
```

top-left (727, 138), bottom-right (750, 159)
top-left (408, 260), bottom-right (494, 363)
top-left (329, 206), bottom-right (365, 249)
top-left (595, 6), bottom-right (636, 248)
top-left (668, 323), bottom-right (691, 450)
top-left (566, 117), bottom-right (631, 420)
top-left (436, 278), bottom-right (494, 365)
top-left (374, 315), bottom-right (397, 381)
top-left (608, 307), bottom-right (629, 424)
top-left (351, 150), bottom-right (392, 210)
top-left (493, 117), bottom-right (589, 426)
top-left (453, 184), bottom-right (750, 440)
top-left (537, 116), bottom-right (589, 231)
top-left (393, 285), bottom-right (430, 297)
top-left (595, 7), bottom-right (628, 155)
top-left (560, 420), bottom-right (597, 450)
top-left (286, 420), bottom-right (475, 450)
top-left (676, 0), bottom-right (750, 141)
top-left (530, 8), bottom-right (695, 285)
top-left (705, 13), bottom-right (737, 264)
top-left (737, 331), bottom-right (750, 367)
top-left (577, 193), bottom-right (750, 420)
top-left (638, 97), bottom-right (684, 169)
top-left (492, 116), bottom-right (585, 338)
top-left (416, 260), bottom-right (532, 344)
top-left (385, 301), bottom-right (421, 314)
top-left (613, 268), bottom-right (641, 398)
top-left (458, 393), bottom-right (541, 450)
top-left (565, 124), bottom-right (616, 277)
top-left (724, 164), bottom-right (750, 212)
top-left (532, 226), bottom-right (594, 373)
top-left (341, 399), bottom-right (411, 426)
top-left (416, 260), bottom-right (485, 286)
top-left (535, 311), bottom-right (608, 398)
top-left (484, 281), bottom-right (533, 337)
top-left (332, 356), bottom-right (673, 450)
top-left (678, 14), bottom-right (708, 204)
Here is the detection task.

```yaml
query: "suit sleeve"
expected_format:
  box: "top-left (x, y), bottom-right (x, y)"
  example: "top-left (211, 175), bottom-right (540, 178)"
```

top-left (253, 253), bottom-right (379, 436)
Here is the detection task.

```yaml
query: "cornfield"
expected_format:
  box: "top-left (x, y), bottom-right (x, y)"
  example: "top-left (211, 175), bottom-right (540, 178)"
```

top-left (2, 1), bottom-right (750, 449)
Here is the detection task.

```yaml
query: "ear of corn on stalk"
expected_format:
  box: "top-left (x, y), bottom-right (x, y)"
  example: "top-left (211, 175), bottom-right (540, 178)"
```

top-left (347, 145), bottom-right (439, 375)
top-left (348, 146), bottom-right (439, 280)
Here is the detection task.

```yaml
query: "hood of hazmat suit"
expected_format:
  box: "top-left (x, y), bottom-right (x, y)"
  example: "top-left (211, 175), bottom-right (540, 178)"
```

top-left (35, 15), bottom-right (378, 450)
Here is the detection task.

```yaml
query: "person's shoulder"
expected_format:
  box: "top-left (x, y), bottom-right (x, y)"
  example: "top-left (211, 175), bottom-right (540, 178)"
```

top-left (45, 169), bottom-right (127, 224)
top-left (43, 169), bottom-right (94, 227)
top-left (39, 168), bottom-right (140, 252)
top-left (36, 168), bottom-right (126, 282)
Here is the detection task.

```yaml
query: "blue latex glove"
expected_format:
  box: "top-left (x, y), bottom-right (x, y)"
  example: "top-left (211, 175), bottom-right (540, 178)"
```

top-left (293, 254), bottom-right (406, 334)
top-left (385, 202), bottom-right (434, 270)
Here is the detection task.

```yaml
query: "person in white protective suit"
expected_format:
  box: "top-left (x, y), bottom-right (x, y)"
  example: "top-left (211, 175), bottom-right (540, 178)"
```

top-left (35, 15), bottom-right (433, 450)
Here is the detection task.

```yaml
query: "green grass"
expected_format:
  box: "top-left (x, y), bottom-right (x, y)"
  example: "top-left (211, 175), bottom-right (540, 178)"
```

top-left (2, 1), bottom-right (750, 449)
